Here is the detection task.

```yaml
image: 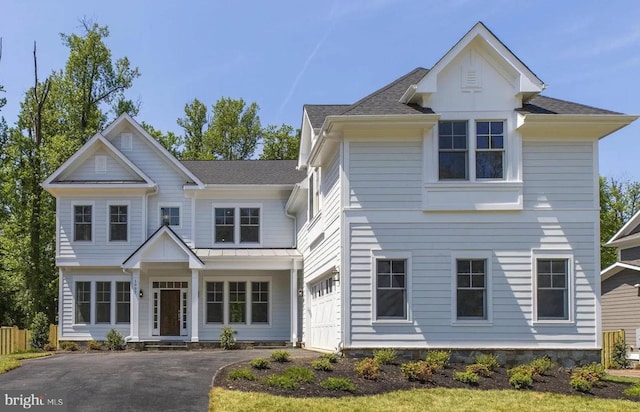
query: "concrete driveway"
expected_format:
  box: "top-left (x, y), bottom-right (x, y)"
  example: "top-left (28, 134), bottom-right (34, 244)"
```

top-left (0, 349), bottom-right (289, 412)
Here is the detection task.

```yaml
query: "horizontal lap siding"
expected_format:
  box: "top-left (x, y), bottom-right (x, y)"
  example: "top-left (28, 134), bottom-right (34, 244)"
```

top-left (63, 149), bottom-right (138, 181)
top-left (601, 270), bottom-right (640, 350)
top-left (523, 141), bottom-right (595, 209)
top-left (349, 141), bottom-right (422, 209)
top-left (349, 218), bottom-right (597, 348)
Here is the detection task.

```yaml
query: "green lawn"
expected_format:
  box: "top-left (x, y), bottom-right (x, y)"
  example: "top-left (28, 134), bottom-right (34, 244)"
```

top-left (0, 352), bottom-right (53, 373)
top-left (210, 387), bottom-right (640, 412)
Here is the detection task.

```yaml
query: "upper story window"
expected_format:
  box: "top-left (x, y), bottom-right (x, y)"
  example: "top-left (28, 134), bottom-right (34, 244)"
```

top-left (214, 206), bottom-right (261, 245)
top-left (160, 207), bottom-right (180, 227)
top-left (74, 205), bottom-right (92, 242)
top-left (438, 121), bottom-right (468, 180)
top-left (308, 170), bottom-right (320, 220)
top-left (109, 205), bottom-right (128, 242)
top-left (476, 121), bottom-right (504, 179)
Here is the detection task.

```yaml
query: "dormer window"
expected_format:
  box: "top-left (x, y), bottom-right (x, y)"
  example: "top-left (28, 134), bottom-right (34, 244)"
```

top-left (438, 121), bottom-right (468, 180)
top-left (475, 121), bottom-right (504, 179)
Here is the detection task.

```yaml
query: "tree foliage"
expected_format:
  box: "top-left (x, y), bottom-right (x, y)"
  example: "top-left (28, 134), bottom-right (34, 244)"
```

top-left (260, 124), bottom-right (300, 160)
top-left (205, 97), bottom-right (261, 160)
top-left (178, 98), bottom-right (210, 160)
top-left (141, 121), bottom-right (182, 158)
top-left (600, 176), bottom-right (640, 268)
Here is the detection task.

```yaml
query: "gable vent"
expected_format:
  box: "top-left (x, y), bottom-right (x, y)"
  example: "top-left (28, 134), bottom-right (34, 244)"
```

top-left (461, 64), bottom-right (482, 91)
top-left (121, 133), bottom-right (133, 150)
top-left (95, 155), bottom-right (107, 174)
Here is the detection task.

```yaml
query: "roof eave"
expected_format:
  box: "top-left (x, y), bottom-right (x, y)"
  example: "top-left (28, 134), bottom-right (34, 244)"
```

top-left (517, 113), bottom-right (638, 140)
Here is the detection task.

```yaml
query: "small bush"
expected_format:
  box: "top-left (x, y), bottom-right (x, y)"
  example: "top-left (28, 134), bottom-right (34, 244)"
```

top-left (88, 340), bottom-right (102, 351)
top-left (400, 360), bottom-right (434, 383)
top-left (43, 343), bottom-right (57, 352)
top-left (507, 364), bottom-right (533, 377)
top-left (30, 312), bottom-right (50, 350)
top-left (475, 353), bottom-right (500, 371)
top-left (263, 374), bottom-right (299, 390)
top-left (373, 348), bottom-right (397, 365)
top-left (570, 376), bottom-right (592, 393)
top-left (572, 363), bottom-right (605, 383)
top-left (623, 383), bottom-right (640, 397)
top-left (60, 341), bottom-right (79, 351)
top-left (466, 363), bottom-right (492, 377)
top-left (270, 350), bottom-right (291, 363)
top-left (509, 371), bottom-right (533, 389)
top-left (105, 329), bottom-right (124, 350)
top-left (311, 358), bottom-right (333, 371)
top-left (220, 327), bottom-right (236, 350)
top-left (529, 356), bottom-right (554, 376)
top-left (284, 366), bottom-right (315, 383)
top-left (320, 377), bottom-right (356, 392)
top-left (354, 358), bottom-right (380, 380)
top-left (228, 368), bottom-right (256, 381)
top-left (425, 350), bottom-right (450, 372)
top-left (249, 358), bottom-right (270, 370)
top-left (454, 371), bottom-right (479, 385)
top-left (320, 353), bottom-right (339, 363)
top-left (611, 339), bottom-right (631, 369)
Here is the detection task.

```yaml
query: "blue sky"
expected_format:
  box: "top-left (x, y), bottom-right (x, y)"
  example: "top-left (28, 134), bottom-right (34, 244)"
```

top-left (1, 0), bottom-right (639, 179)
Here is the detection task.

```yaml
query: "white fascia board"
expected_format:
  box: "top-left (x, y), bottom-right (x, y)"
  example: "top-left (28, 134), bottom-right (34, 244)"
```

top-left (517, 113), bottom-right (638, 140)
top-left (601, 262), bottom-right (640, 282)
top-left (605, 231), bottom-right (640, 248)
top-left (607, 210), bottom-right (640, 245)
top-left (102, 113), bottom-right (204, 188)
top-left (42, 131), bottom-right (103, 186)
top-left (285, 183), bottom-right (304, 214)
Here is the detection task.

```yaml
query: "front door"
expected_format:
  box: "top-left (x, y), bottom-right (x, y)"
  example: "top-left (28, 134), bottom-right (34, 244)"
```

top-left (160, 290), bottom-right (180, 336)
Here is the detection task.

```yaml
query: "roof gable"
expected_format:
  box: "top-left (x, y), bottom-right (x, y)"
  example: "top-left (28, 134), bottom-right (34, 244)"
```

top-left (123, 225), bottom-right (204, 269)
top-left (607, 210), bottom-right (640, 245)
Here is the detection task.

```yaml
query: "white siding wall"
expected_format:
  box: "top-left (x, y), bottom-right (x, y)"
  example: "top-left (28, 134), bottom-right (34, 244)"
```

top-left (62, 148), bottom-right (139, 182)
top-left (523, 141), bottom-right (595, 209)
top-left (58, 196), bottom-right (143, 266)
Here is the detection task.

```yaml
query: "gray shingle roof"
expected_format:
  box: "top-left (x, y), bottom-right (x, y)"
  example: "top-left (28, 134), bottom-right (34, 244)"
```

top-left (181, 160), bottom-right (305, 185)
top-left (304, 105), bottom-right (350, 130)
top-left (519, 95), bottom-right (621, 115)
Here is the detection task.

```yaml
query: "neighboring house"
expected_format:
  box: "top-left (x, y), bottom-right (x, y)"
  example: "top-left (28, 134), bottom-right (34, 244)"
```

top-left (44, 22), bottom-right (637, 364)
top-left (601, 211), bottom-right (640, 359)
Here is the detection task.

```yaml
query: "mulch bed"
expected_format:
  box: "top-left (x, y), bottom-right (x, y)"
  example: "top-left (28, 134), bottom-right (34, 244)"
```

top-left (214, 357), bottom-right (640, 401)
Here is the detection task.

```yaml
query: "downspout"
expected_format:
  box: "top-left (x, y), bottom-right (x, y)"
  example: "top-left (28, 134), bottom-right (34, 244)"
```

top-left (284, 183), bottom-right (302, 249)
top-left (122, 268), bottom-right (132, 342)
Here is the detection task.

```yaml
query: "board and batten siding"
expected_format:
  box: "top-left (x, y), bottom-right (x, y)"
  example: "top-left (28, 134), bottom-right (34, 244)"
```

top-left (61, 148), bottom-right (139, 182)
top-left (523, 141), bottom-right (595, 210)
top-left (347, 216), bottom-right (597, 349)
top-left (349, 141), bottom-right (422, 209)
top-left (58, 196), bottom-right (143, 266)
top-left (601, 270), bottom-right (640, 351)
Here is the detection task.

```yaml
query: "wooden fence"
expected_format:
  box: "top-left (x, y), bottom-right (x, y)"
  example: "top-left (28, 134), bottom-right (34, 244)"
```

top-left (602, 329), bottom-right (625, 369)
top-left (0, 324), bottom-right (59, 355)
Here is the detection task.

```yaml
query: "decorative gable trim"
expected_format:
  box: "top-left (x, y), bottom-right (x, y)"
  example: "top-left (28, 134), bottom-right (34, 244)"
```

top-left (601, 261), bottom-right (640, 282)
top-left (606, 210), bottom-right (640, 246)
top-left (122, 225), bottom-right (204, 269)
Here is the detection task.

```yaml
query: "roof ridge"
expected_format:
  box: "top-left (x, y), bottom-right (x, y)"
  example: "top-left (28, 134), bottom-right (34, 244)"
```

top-left (341, 67), bottom-right (429, 115)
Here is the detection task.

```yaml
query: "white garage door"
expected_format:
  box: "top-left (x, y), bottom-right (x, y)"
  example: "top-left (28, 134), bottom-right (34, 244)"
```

top-left (307, 277), bottom-right (337, 351)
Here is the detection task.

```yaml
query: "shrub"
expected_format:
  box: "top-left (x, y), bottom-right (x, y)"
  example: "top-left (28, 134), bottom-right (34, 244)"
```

top-left (88, 340), bottom-right (102, 351)
top-left (354, 357), bottom-right (380, 380)
top-left (311, 358), bottom-right (333, 371)
top-left (466, 363), bottom-right (492, 377)
top-left (43, 343), bottom-right (57, 352)
top-left (507, 364), bottom-right (533, 377)
top-left (475, 353), bottom-right (500, 371)
top-left (509, 371), bottom-right (533, 389)
top-left (400, 360), bottom-right (434, 383)
top-left (270, 350), bottom-right (291, 363)
top-left (284, 366), bottom-right (315, 383)
top-left (425, 350), bottom-right (450, 372)
top-left (263, 374), bottom-right (299, 390)
top-left (320, 353), bottom-right (339, 363)
top-left (30, 312), bottom-right (50, 350)
top-left (220, 327), bottom-right (236, 350)
top-left (572, 363), bottom-right (605, 383)
top-left (611, 339), bottom-right (631, 369)
top-left (623, 383), bottom-right (640, 397)
top-left (570, 376), bottom-right (592, 393)
top-left (249, 357), bottom-right (270, 369)
top-left (105, 329), bottom-right (124, 350)
top-left (529, 356), bottom-right (554, 376)
top-left (454, 371), bottom-right (479, 385)
top-left (60, 341), bottom-right (79, 351)
top-left (373, 348), bottom-right (397, 365)
top-left (228, 368), bottom-right (256, 381)
top-left (320, 377), bottom-right (356, 392)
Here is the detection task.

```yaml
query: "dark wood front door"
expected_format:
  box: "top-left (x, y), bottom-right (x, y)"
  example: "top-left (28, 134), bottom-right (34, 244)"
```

top-left (160, 290), bottom-right (180, 336)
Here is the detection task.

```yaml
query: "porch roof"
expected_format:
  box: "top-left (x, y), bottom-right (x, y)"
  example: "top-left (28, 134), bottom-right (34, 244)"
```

top-left (194, 248), bottom-right (301, 258)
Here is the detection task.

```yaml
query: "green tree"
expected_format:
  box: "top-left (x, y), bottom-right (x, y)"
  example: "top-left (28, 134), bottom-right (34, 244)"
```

top-left (141, 121), bottom-right (182, 158)
top-left (600, 176), bottom-right (640, 268)
top-left (205, 97), bottom-right (261, 160)
top-left (178, 98), bottom-right (210, 160)
top-left (260, 124), bottom-right (300, 160)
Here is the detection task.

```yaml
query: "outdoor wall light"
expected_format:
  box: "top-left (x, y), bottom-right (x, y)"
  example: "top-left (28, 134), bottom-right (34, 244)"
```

top-left (634, 284), bottom-right (640, 297)
top-left (139, 289), bottom-right (144, 298)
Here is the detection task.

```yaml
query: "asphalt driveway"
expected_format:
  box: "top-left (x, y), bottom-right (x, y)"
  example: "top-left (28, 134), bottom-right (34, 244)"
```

top-left (0, 349), bottom-right (288, 412)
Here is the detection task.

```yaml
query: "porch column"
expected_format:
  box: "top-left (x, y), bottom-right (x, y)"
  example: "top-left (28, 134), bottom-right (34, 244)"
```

top-left (130, 270), bottom-right (140, 342)
top-left (191, 269), bottom-right (199, 342)
top-left (290, 260), bottom-right (299, 345)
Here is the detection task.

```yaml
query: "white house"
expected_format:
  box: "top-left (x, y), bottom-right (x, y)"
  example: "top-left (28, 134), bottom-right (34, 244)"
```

top-left (44, 22), bottom-right (636, 363)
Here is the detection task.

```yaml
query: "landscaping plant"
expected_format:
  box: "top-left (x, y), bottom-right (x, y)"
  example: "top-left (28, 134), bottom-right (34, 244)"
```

top-left (30, 312), bottom-right (50, 350)
top-left (311, 358), bottom-right (333, 371)
top-left (320, 377), bottom-right (356, 392)
top-left (250, 358), bottom-right (270, 370)
top-left (373, 348), bottom-right (397, 365)
top-left (320, 353), bottom-right (339, 363)
top-left (475, 353), bottom-right (500, 371)
top-left (220, 327), bottom-right (236, 350)
top-left (271, 350), bottom-right (291, 362)
top-left (611, 339), bottom-right (631, 369)
top-left (105, 328), bottom-right (124, 350)
top-left (425, 350), bottom-right (450, 372)
top-left (354, 357), bottom-right (380, 380)
top-left (88, 340), bottom-right (102, 350)
top-left (454, 370), bottom-right (479, 385)
top-left (228, 368), bottom-right (256, 381)
top-left (466, 363), bottom-right (492, 377)
top-left (400, 360), bottom-right (433, 383)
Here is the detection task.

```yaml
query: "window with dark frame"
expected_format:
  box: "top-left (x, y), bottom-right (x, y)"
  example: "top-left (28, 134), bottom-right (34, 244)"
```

top-left (160, 207), bottom-right (180, 226)
top-left (376, 259), bottom-right (407, 319)
top-left (215, 208), bottom-right (235, 243)
top-left (75, 282), bottom-right (91, 323)
top-left (229, 282), bottom-right (246, 323)
top-left (74, 205), bottom-right (92, 241)
top-left (537, 259), bottom-right (568, 320)
top-left (438, 121), bottom-right (468, 180)
top-left (116, 281), bottom-right (130, 323)
top-left (206, 282), bottom-right (224, 323)
top-left (240, 208), bottom-right (260, 243)
top-left (109, 205), bottom-right (128, 241)
top-left (251, 282), bottom-right (269, 323)
top-left (456, 259), bottom-right (486, 319)
top-left (476, 121), bottom-right (504, 179)
top-left (96, 282), bottom-right (111, 323)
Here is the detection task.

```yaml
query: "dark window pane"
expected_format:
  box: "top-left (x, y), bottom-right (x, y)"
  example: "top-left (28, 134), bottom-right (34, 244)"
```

top-left (376, 289), bottom-right (405, 318)
top-left (229, 303), bottom-right (245, 323)
top-left (378, 274), bottom-right (390, 288)
top-left (75, 282), bottom-right (91, 323)
top-left (471, 274), bottom-right (485, 288)
top-left (457, 260), bottom-right (471, 274)
top-left (116, 303), bottom-right (130, 323)
top-left (538, 290), bottom-right (567, 319)
top-left (453, 135), bottom-right (467, 149)
top-left (457, 274), bottom-right (470, 288)
top-left (439, 121), bottom-right (452, 135)
top-left (491, 122), bottom-right (503, 134)
top-left (476, 151), bottom-right (503, 179)
top-left (538, 260), bottom-right (551, 274)
top-left (457, 290), bottom-right (485, 318)
top-left (476, 121), bottom-right (489, 135)
top-left (392, 260), bottom-right (405, 274)
top-left (391, 274), bottom-right (405, 288)
top-left (538, 274), bottom-right (552, 288)
top-left (452, 121), bottom-right (467, 135)
top-left (439, 135), bottom-right (451, 149)
top-left (477, 135), bottom-right (489, 149)
top-left (491, 135), bottom-right (503, 148)
top-left (240, 226), bottom-right (259, 243)
top-left (252, 303), bottom-right (268, 323)
top-left (207, 303), bottom-right (223, 323)
top-left (439, 152), bottom-right (467, 179)
top-left (377, 260), bottom-right (390, 274)
top-left (552, 274), bottom-right (566, 288)
top-left (216, 226), bottom-right (234, 243)
top-left (552, 260), bottom-right (566, 274)
top-left (471, 260), bottom-right (485, 273)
